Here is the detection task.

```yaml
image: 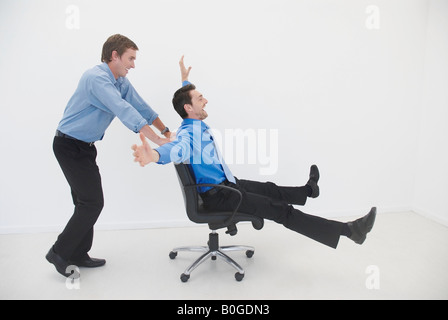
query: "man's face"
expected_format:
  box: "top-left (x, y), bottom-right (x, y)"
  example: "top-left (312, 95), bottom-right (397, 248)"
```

top-left (186, 90), bottom-right (209, 120)
top-left (110, 48), bottom-right (137, 79)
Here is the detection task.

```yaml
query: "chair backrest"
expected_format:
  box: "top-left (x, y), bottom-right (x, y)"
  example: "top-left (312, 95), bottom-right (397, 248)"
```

top-left (174, 163), bottom-right (201, 222)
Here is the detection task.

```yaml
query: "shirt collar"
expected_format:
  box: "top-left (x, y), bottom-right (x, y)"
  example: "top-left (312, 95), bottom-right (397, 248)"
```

top-left (181, 118), bottom-right (209, 130)
top-left (99, 62), bottom-right (119, 84)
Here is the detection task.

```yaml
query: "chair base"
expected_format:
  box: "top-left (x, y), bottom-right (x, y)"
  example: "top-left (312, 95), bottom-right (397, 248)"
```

top-left (169, 231), bottom-right (255, 282)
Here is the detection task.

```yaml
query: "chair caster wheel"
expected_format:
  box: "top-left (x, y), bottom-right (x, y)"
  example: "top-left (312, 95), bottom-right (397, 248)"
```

top-left (235, 272), bottom-right (244, 282)
top-left (180, 273), bottom-right (190, 283)
top-left (246, 250), bottom-right (254, 258)
top-left (169, 251), bottom-right (178, 260)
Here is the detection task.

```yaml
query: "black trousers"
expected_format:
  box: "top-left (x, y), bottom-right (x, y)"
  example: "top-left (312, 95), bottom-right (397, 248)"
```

top-left (202, 178), bottom-right (345, 249)
top-left (53, 136), bottom-right (104, 261)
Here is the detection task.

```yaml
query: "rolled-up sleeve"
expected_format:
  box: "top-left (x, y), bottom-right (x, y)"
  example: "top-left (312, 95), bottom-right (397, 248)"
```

top-left (89, 75), bottom-right (148, 133)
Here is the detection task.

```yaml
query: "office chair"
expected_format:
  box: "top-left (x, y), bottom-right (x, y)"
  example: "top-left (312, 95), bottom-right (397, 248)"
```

top-left (169, 163), bottom-right (264, 282)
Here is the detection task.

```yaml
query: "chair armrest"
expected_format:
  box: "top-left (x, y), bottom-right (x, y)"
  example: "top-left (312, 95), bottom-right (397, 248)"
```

top-left (183, 184), bottom-right (243, 226)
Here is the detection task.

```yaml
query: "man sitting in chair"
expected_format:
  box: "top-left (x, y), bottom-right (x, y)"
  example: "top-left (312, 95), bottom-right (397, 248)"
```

top-left (131, 56), bottom-right (376, 249)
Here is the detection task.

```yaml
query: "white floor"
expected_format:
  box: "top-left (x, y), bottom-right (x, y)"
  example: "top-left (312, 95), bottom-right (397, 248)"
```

top-left (1, 211), bottom-right (447, 300)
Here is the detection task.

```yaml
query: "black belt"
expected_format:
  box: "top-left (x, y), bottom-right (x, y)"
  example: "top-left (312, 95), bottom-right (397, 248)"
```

top-left (55, 130), bottom-right (95, 146)
top-left (200, 180), bottom-right (233, 199)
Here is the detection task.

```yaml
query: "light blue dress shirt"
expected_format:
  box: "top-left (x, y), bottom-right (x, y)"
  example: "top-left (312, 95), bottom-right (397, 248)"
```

top-left (57, 62), bottom-right (158, 143)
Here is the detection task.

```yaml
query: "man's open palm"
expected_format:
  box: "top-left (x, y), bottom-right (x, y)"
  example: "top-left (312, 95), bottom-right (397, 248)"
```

top-left (132, 133), bottom-right (153, 167)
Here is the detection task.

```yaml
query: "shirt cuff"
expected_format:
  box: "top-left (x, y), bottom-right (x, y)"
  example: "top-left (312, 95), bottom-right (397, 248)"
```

top-left (182, 80), bottom-right (191, 87)
top-left (155, 146), bottom-right (171, 164)
top-left (146, 112), bottom-right (159, 126)
top-left (135, 118), bottom-right (148, 133)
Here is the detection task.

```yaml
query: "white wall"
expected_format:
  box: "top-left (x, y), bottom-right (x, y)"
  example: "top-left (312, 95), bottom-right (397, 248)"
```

top-left (413, 0), bottom-right (448, 225)
top-left (0, 0), bottom-right (446, 234)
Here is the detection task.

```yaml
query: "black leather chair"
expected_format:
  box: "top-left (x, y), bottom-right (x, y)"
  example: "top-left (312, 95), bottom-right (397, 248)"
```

top-left (169, 163), bottom-right (264, 282)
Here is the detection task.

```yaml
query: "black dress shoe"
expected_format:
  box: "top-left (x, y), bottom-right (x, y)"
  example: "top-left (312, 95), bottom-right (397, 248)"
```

top-left (69, 255), bottom-right (106, 268)
top-left (46, 247), bottom-right (71, 277)
top-left (348, 207), bottom-right (377, 245)
top-left (306, 165), bottom-right (320, 198)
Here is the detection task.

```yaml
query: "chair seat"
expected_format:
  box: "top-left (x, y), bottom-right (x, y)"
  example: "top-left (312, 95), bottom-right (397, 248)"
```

top-left (196, 203), bottom-right (264, 231)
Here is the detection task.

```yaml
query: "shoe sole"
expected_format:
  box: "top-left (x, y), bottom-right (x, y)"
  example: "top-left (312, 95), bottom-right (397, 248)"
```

top-left (366, 207), bottom-right (377, 233)
top-left (356, 207), bottom-right (377, 244)
top-left (310, 165), bottom-right (320, 182)
top-left (68, 261), bottom-right (106, 268)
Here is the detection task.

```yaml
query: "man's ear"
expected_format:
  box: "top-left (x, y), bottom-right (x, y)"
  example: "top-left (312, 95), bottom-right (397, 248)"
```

top-left (111, 50), bottom-right (119, 61)
top-left (184, 104), bottom-right (192, 114)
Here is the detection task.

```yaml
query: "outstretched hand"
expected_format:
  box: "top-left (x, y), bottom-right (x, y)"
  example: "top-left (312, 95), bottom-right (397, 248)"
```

top-left (180, 55), bottom-right (192, 82)
top-left (132, 132), bottom-right (155, 167)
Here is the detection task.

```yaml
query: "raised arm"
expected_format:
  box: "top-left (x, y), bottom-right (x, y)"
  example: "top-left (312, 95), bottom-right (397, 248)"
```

top-left (179, 55), bottom-right (192, 83)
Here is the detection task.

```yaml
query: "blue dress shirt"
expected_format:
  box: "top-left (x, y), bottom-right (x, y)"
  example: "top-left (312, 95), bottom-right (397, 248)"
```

top-left (156, 118), bottom-right (236, 193)
top-left (57, 63), bottom-right (158, 143)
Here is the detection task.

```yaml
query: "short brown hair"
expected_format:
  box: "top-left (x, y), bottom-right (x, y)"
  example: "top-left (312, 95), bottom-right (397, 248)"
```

top-left (101, 34), bottom-right (139, 63)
